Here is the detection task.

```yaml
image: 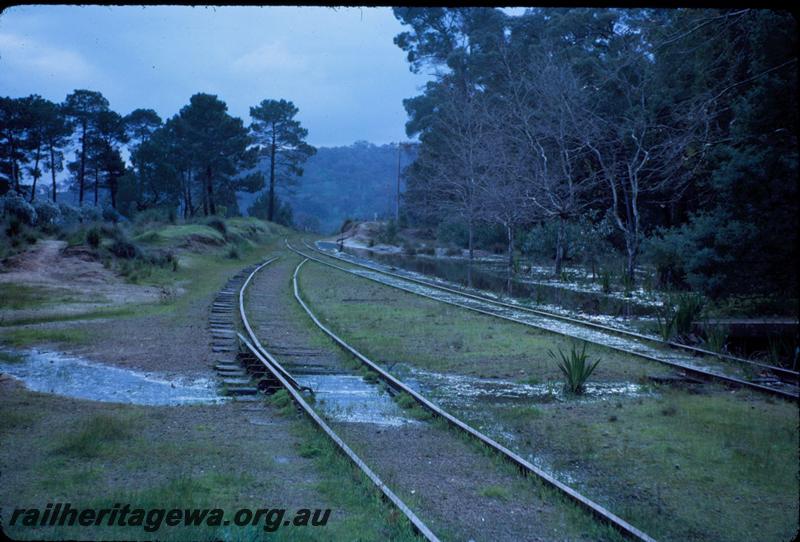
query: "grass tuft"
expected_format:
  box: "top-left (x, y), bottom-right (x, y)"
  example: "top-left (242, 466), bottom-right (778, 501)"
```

top-left (548, 341), bottom-right (600, 394)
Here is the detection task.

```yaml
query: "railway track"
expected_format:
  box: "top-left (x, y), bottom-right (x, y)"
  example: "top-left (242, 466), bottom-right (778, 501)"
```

top-left (234, 256), bottom-right (439, 541)
top-left (230, 251), bottom-right (661, 541)
top-left (290, 240), bottom-right (798, 400)
top-left (310, 241), bottom-right (798, 381)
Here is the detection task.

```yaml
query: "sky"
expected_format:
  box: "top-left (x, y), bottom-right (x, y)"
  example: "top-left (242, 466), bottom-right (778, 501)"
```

top-left (0, 5), bottom-right (435, 147)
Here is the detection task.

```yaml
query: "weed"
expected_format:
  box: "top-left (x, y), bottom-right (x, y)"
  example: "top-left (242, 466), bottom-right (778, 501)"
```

top-left (395, 392), bottom-right (417, 410)
top-left (53, 414), bottom-right (133, 458)
top-left (0, 350), bottom-right (25, 363)
top-left (479, 485), bottom-right (511, 501)
top-left (601, 270), bottom-right (612, 294)
top-left (661, 404), bottom-right (678, 416)
top-left (704, 323), bottom-right (729, 355)
top-left (297, 442), bottom-right (322, 458)
top-left (674, 293), bottom-right (705, 337)
top-left (226, 245), bottom-right (241, 260)
top-left (85, 226), bottom-right (101, 248)
top-left (548, 341), bottom-right (600, 394)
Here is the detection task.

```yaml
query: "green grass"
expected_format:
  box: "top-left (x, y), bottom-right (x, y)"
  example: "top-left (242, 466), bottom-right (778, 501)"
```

top-left (479, 484), bottom-right (511, 501)
top-left (0, 350), bottom-right (25, 363)
top-left (297, 260), bottom-right (669, 384)
top-left (52, 413), bottom-right (137, 458)
top-left (1, 387), bottom-right (419, 541)
top-left (135, 224), bottom-right (225, 246)
top-left (296, 255), bottom-right (799, 542)
top-left (0, 284), bottom-right (85, 310)
top-left (0, 327), bottom-right (89, 347)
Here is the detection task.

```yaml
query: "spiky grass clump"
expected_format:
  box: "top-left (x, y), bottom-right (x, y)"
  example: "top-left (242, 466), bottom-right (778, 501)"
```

top-left (549, 342), bottom-right (600, 395)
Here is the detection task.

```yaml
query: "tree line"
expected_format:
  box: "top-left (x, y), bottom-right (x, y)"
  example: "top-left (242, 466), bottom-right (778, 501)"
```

top-left (393, 8), bottom-right (797, 298)
top-left (0, 91), bottom-right (314, 221)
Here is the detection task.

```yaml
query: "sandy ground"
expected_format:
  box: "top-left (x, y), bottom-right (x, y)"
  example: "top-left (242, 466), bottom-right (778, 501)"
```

top-left (0, 240), bottom-right (163, 304)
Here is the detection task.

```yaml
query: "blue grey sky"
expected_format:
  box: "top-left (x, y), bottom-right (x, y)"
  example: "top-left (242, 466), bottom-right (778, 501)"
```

top-left (0, 5), bottom-right (435, 147)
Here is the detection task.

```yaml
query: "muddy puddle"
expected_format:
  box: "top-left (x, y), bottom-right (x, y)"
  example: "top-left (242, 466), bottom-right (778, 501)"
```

top-left (295, 373), bottom-right (417, 427)
top-left (0, 348), bottom-right (226, 405)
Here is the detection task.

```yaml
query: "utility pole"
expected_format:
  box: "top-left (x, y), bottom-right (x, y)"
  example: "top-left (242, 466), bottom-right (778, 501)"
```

top-left (396, 142), bottom-right (407, 223)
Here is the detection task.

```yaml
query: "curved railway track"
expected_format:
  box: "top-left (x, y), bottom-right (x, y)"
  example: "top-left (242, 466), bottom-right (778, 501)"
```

top-left (290, 240), bottom-right (798, 400)
top-left (235, 255), bottom-right (440, 542)
top-left (232, 251), bottom-right (659, 541)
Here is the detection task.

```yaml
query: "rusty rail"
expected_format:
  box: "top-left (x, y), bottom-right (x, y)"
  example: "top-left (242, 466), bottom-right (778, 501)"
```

top-left (292, 257), bottom-right (658, 542)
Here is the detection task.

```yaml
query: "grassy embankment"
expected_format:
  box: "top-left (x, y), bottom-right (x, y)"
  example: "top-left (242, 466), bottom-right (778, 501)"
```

top-left (0, 217), bottom-right (288, 346)
top-left (297, 259), bottom-right (800, 542)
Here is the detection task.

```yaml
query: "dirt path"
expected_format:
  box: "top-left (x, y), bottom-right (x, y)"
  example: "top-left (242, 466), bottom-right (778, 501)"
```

top-left (0, 239), bottom-right (162, 305)
top-left (244, 255), bottom-right (595, 542)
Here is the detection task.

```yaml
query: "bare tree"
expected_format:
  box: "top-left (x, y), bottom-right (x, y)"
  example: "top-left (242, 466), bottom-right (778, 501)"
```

top-left (499, 53), bottom-right (601, 275)
top-left (409, 82), bottom-right (495, 261)
top-left (576, 42), bottom-right (712, 284)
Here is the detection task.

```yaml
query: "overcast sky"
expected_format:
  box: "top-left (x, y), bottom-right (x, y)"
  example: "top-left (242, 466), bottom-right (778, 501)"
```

top-left (0, 5), bottom-right (437, 147)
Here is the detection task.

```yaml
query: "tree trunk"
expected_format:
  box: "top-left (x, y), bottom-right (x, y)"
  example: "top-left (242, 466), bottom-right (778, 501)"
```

top-left (506, 223), bottom-right (514, 295)
top-left (29, 144), bottom-right (42, 203)
top-left (79, 121), bottom-right (87, 206)
top-left (554, 216), bottom-right (566, 276)
top-left (468, 217), bottom-right (474, 261)
top-left (268, 130), bottom-right (276, 222)
top-left (625, 233), bottom-right (638, 286)
top-left (206, 166), bottom-right (216, 216)
top-left (109, 174), bottom-right (117, 209)
top-left (49, 142), bottom-right (57, 203)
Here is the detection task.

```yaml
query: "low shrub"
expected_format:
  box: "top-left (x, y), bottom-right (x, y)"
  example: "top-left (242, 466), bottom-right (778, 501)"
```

top-left (85, 227), bottom-right (102, 248)
top-left (109, 238), bottom-right (140, 259)
top-left (206, 217), bottom-right (228, 238)
top-left (33, 200), bottom-right (61, 230)
top-left (102, 206), bottom-right (122, 224)
top-left (0, 193), bottom-right (38, 225)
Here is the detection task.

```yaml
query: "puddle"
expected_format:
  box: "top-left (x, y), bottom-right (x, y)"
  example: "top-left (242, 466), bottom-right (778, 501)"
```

top-left (0, 348), bottom-right (226, 405)
top-left (392, 364), bottom-right (649, 406)
top-left (295, 373), bottom-right (417, 427)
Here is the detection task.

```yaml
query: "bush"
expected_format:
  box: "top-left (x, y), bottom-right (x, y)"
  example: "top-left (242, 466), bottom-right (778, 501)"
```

top-left (226, 245), bottom-right (241, 260)
top-left (0, 193), bottom-right (38, 226)
top-left (79, 205), bottom-right (102, 223)
top-left (33, 200), bottom-right (61, 228)
top-left (57, 203), bottom-right (81, 226)
top-left (110, 240), bottom-right (139, 259)
top-left (102, 206), bottom-right (122, 224)
top-left (436, 218), bottom-right (469, 247)
top-left (418, 245), bottom-right (435, 255)
top-left (206, 217), bottom-right (228, 238)
top-left (377, 219), bottom-right (398, 245)
top-left (86, 227), bottom-right (101, 248)
top-left (548, 342), bottom-right (600, 394)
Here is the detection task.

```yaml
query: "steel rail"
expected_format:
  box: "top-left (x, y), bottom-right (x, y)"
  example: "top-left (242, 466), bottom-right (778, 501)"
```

top-left (287, 240), bottom-right (798, 401)
top-left (237, 257), bottom-right (440, 542)
top-left (238, 256), bottom-right (310, 393)
top-left (306, 240), bottom-right (798, 383)
top-left (292, 257), bottom-right (658, 542)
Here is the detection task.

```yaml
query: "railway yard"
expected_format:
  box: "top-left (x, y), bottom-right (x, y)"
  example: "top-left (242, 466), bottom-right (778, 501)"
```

top-left (1, 232), bottom-right (797, 541)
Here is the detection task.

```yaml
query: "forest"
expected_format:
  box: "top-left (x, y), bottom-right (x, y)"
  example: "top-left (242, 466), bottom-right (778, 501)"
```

top-left (394, 8), bottom-right (798, 303)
